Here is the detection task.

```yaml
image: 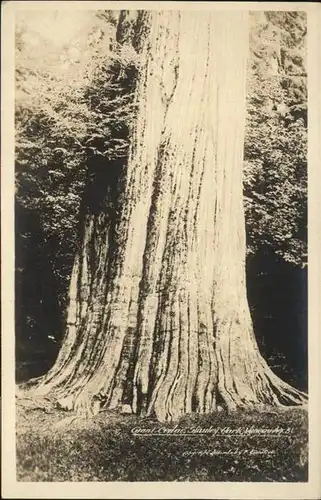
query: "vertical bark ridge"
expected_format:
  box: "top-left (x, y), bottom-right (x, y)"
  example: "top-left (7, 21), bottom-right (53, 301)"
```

top-left (133, 12), bottom-right (222, 419)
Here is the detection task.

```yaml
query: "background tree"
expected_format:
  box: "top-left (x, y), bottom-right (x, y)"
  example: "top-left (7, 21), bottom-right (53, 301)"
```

top-left (15, 11), bottom-right (137, 372)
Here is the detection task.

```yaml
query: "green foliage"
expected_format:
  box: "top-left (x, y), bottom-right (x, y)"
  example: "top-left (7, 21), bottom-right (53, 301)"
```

top-left (15, 12), bottom-right (139, 301)
top-left (244, 12), bottom-right (307, 266)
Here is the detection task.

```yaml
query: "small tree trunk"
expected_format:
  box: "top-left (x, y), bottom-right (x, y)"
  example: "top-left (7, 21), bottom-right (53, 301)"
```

top-left (28, 11), bottom-right (307, 421)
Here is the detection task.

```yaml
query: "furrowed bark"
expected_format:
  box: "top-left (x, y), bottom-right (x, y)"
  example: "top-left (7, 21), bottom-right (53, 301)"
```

top-left (25, 11), bottom-right (307, 421)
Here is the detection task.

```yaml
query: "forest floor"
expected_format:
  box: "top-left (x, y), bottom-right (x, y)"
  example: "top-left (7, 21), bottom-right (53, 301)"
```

top-left (16, 396), bottom-right (308, 482)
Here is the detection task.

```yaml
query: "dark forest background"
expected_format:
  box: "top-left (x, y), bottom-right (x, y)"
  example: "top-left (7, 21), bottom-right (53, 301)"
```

top-left (15, 11), bottom-right (308, 391)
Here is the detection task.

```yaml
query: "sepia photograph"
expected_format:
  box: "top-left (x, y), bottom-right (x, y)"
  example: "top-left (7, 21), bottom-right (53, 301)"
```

top-left (1, 1), bottom-right (321, 499)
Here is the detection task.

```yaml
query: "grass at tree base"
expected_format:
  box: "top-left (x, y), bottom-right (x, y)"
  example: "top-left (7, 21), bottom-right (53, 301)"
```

top-left (16, 397), bottom-right (308, 482)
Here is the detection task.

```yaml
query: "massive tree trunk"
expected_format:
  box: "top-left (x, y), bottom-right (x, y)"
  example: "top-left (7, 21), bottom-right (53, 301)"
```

top-left (27, 11), bottom-right (307, 421)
